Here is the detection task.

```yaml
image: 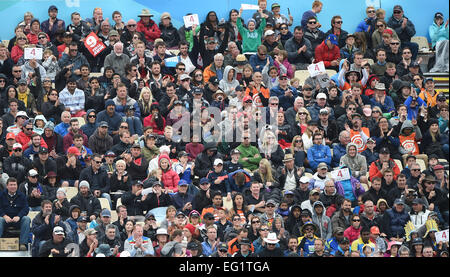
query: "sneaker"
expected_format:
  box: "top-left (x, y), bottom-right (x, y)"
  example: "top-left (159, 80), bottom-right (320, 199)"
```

top-left (19, 244), bottom-right (27, 251)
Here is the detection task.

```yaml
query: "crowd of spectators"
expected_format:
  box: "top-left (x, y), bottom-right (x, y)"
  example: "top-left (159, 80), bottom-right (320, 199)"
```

top-left (0, 0), bottom-right (448, 258)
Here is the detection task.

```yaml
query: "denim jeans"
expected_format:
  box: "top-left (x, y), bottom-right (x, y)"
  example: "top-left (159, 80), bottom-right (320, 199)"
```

top-left (0, 216), bottom-right (31, 245)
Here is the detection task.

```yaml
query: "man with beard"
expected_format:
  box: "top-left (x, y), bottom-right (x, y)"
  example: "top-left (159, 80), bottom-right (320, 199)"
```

top-left (63, 118), bottom-right (88, 152)
top-left (88, 123), bottom-right (113, 155)
top-left (346, 113), bottom-right (370, 153)
top-left (331, 198), bottom-right (353, 232)
top-left (31, 200), bottom-right (66, 256)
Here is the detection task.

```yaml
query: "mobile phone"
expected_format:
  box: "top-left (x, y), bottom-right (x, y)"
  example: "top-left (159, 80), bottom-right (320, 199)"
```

top-left (288, 8), bottom-right (291, 15)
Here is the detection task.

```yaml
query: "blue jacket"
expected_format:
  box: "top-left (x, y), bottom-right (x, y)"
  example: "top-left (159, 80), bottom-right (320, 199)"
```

top-left (429, 22), bottom-right (449, 47)
top-left (226, 169), bottom-right (252, 193)
top-left (307, 144), bottom-right (332, 170)
top-left (207, 170), bottom-right (228, 194)
top-left (0, 190), bottom-right (29, 218)
top-left (387, 16), bottom-right (416, 42)
top-left (355, 17), bottom-right (376, 33)
top-left (54, 122), bottom-right (70, 137)
top-left (171, 192), bottom-right (195, 212)
top-left (270, 85), bottom-right (298, 111)
top-left (383, 208), bottom-right (410, 239)
top-left (249, 54), bottom-right (273, 73)
top-left (81, 122), bottom-right (98, 138)
top-left (307, 103), bottom-right (335, 122)
top-left (96, 110), bottom-right (123, 135)
top-left (404, 96), bottom-right (426, 120)
top-left (370, 95), bottom-right (395, 113)
top-left (331, 143), bottom-right (347, 168)
top-left (361, 149), bottom-right (378, 168)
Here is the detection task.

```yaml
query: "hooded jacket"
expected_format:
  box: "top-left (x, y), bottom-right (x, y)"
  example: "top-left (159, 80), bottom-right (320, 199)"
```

top-left (339, 143), bottom-right (368, 178)
top-left (88, 129), bottom-right (113, 155)
top-left (409, 205), bottom-right (430, 230)
top-left (311, 201), bottom-right (332, 240)
top-left (398, 120), bottom-right (421, 155)
top-left (429, 21), bottom-right (449, 47)
top-left (226, 169), bottom-right (252, 193)
top-left (137, 18), bottom-right (161, 43)
top-left (33, 115), bottom-right (48, 135)
top-left (382, 207), bottom-right (410, 239)
top-left (158, 154), bottom-right (179, 193)
top-left (194, 142), bottom-right (221, 178)
top-left (69, 191), bottom-right (102, 219)
top-left (314, 41), bottom-right (340, 68)
top-left (219, 66), bottom-right (240, 97)
top-left (81, 109), bottom-right (98, 137)
top-left (159, 22), bottom-right (180, 48)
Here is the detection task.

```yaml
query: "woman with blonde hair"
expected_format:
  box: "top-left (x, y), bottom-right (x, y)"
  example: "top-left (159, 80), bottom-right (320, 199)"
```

top-left (294, 107), bottom-right (311, 135)
top-left (259, 129), bottom-right (285, 168)
top-left (290, 135), bottom-right (308, 169)
top-left (11, 34), bottom-right (28, 63)
top-left (253, 158), bottom-right (279, 189)
top-left (138, 86), bottom-right (154, 119)
top-left (160, 205), bottom-right (177, 231)
top-left (354, 32), bottom-right (373, 59)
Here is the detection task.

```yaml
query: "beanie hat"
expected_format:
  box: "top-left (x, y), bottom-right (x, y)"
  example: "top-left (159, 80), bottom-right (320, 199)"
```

top-left (44, 121), bottom-right (55, 131)
top-left (184, 223), bottom-right (196, 236)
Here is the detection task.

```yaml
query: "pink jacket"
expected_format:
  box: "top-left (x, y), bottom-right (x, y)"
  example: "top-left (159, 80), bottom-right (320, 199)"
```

top-left (159, 154), bottom-right (180, 192)
top-left (274, 59), bottom-right (294, 79)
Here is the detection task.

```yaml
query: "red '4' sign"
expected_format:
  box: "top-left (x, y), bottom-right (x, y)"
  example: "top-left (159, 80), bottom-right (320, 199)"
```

top-left (84, 32), bottom-right (106, 57)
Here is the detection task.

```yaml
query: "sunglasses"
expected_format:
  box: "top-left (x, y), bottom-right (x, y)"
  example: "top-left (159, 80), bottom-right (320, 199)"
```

top-left (411, 169), bottom-right (421, 171)
top-left (304, 88), bottom-right (313, 91)
top-left (353, 219), bottom-right (360, 222)
top-left (280, 27), bottom-right (288, 30)
top-left (308, 21), bottom-right (317, 24)
top-left (260, 228), bottom-right (269, 231)
top-left (367, 10), bottom-right (376, 13)
top-left (13, 70), bottom-right (22, 73)
top-left (177, 68), bottom-right (186, 71)
top-left (252, 220), bottom-right (260, 223)
top-left (270, 103), bottom-right (279, 106)
top-left (38, 36), bottom-right (46, 39)
top-left (413, 78), bottom-right (421, 81)
top-left (233, 218), bottom-right (240, 221)
top-left (377, 24), bottom-right (384, 28)
top-left (372, 110), bottom-right (380, 113)
top-left (14, 149), bottom-right (22, 152)
top-left (295, 140), bottom-right (303, 143)
top-left (0, 80), bottom-right (5, 83)
top-left (119, 126), bottom-right (128, 129)
top-left (94, 160), bottom-right (102, 164)
top-left (88, 115), bottom-right (96, 118)
top-left (394, 11), bottom-right (402, 14)
top-left (25, 127), bottom-right (33, 131)
top-left (390, 42), bottom-right (400, 45)
top-left (266, 205), bottom-right (275, 208)
top-left (17, 37), bottom-right (27, 41)
top-left (219, 249), bottom-right (228, 253)
top-left (403, 51), bottom-right (411, 54)
top-left (128, 24), bottom-right (136, 27)
top-left (348, 108), bottom-right (356, 111)
top-left (245, 100), bottom-right (253, 103)
top-left (243, 137), bottom-right (249, 140)
top-left (335, 21), bottom-right (343, 24)
top-left (195, 74), bottom-right (203, 77)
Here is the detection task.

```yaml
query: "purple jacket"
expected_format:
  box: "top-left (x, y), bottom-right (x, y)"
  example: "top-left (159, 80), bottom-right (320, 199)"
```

top-left (335, 177), bottom-right (365, 199)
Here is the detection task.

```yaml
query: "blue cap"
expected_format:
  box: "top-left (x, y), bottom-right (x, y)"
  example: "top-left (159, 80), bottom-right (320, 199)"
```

top-left (178, 180), bottom-right (189, 186)
top-left (200, 177), bottom-right (210, 185)
top-left (327, 34), bottom-right (339, 46)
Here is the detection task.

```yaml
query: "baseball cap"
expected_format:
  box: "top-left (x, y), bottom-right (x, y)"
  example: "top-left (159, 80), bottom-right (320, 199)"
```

top-left (412, 198), bottom-right (423, 205)
top-left (243, 95), bottom-right (253, 103)
top-left (393, 5), bottom-right (403, 12)
top-left (435, 12), bottom-right (444, 19)
top-left (264, 30), bottom-right (275, 37)
top-left (434, 164), bottom-right (445, 171)
top-left (178, 180), bottom-right (189, 187)
top-left (299, 176), bottom-right (310, 183)
top-left (394, 198), bottom-right (405, 205)
top-left (284, 190), bottom-right (294, 196)
top-left (379, 147), bottom-right (390, 154)
top-left (382, 29), bottom-right (393, 36)
top-left (98, 121), bottom-right (109, 128)
top-left (67, 146), bottom-right (81, 156)
top-left (218, 242), bottom-right (228, 251)
top-left (176, 211), bottom-right (186, 218)
top-left (316, 92), bottom-right (327, 99)
top-left (38, 147), bottom-right (49, 154)
top-left (200, 177), bottom-right (210, 185)
top-left (105, 151), bottom-right (116, 157)
top-left (239, 237), bottom-right (252, 246)
top-left (266, 199), bottom-right (278, 206)
top-left (152, 181), bottom-right (163, 188)
top-left (326, 34), bottom-right (338, 46)
top-left (271, 3), bottom-right (281, 9)
top-left (310, 188), bottom-right (321, 196)
top-left (425, 77), bottom-right (434, 83)
top-left (100, 209), bottom-right (111, 217)
top-left (53, 226), bottom-right (65, 235)
top-left (334, 227), bottom-right (345, 234)
top-left (13, 143), bottom-right (22, 150)
top-left (6, 133), bottom-right (15, 140)
top-left (187, 241), bottom-right (200, 250)
top-left (370, 226), bottom-right (380, 235)
top-left (18, 78), bottom-right (27, 85)
top-left (77, 216), bottom-right (89, 223)
top-left (180, 74), bottom-right (191, 80)
top-left (189, 210), bottom-right (200, 218)
top-left (47, 171), bottom-right (57, 178)
top-left (213, 159), bottom-right (223, 166)
top-left (319, 108), bottom-right (329, 115)
top-left (177, 151), bottom-right (189, 158)
top-left (367, 137), bottom-right (376, 143)
top-left (351, 113), bottom-right (362, 119)
top-left (28, 169), bottom-right (38, 177)
top-left (193, 87), bottom-right (204, 94)
top-left (209, 76), bottom-right (220, 85)
top-left (108, 30), bottom-right (119, 37)
top-left (317, 162), bottom-right (328, 170)
top-left (203, 212), bottom-right (214, 220)
top-left (231, 148), bottom-right (240, 155)
top-left (105, 99), bottom-right (115, 107)
top-left (48, 5), bottom-right (58, 12)
top-left (145, 212), bottom-right (156, 220)
top-left (131, 142), bottom-right (141, 148)
top-left (409, 61), bottom-right (420, 68)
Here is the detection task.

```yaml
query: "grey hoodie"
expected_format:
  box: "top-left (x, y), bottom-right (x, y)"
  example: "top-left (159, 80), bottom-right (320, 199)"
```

top-left (311, 201), bottom-right (332, 240)
top-left (218, 65), bottom-right (240, 97)
top-left (398, 120), bottom-right (422, 155)
top-left (339, 143), bottom-right (367, 178)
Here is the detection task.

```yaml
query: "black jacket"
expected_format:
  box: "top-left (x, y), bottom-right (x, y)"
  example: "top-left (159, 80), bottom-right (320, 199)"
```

top-left (69, 191), bottom-right (102, 219)
top-left (159, 23), bottom-right (180, 49)
top-left (3, 155), bottom-right (33, 184)
top-left (79, 166), bottom-right (110, 194)
top-left (144, 192), bottom-right (173, 211)
top-left (32, 158), bottom-right (57, 184)
top-left (38, 237), bottom-right (73, 257)
top-left (120, 190), bottom-right (146, 216)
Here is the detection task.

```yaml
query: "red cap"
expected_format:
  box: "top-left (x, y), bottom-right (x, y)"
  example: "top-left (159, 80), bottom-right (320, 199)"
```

top-left (434, 164), bottom-right (444, 171)
top-left (6, 133), bottom-right (15, 140)
top-left (382, 29), bottom-right (393, 36)
top-left (370, 226), bottom-right (380, 235)
top-left (67, 146), bottom-right (81, 156)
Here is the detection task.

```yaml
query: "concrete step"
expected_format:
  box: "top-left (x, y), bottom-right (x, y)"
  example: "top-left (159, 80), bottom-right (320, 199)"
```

top-left (0, 250), bottom-right (30, 257)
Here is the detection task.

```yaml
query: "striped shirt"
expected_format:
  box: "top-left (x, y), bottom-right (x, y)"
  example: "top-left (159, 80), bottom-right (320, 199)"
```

top-left (58, 87), bottom-right (85, 114)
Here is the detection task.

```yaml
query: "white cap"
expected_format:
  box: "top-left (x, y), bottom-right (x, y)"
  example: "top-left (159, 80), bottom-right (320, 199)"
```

top-left (264, 30), bottom-right (275, 37)
top-left (159, 145), bottom-right (170, 154)
top-left (316, 92), bottom-right (327, 99)
top-left (53, 226), bottom-right (65, 236)
top-left (299, 176), bottom-right (310, 183)
top-left (28, 169), bottom-right (38, 176)
top-left (15, 111), bottom-right (29, 118)
top-left (214, 159), bottom-right (223, 166)
top-left (12, 143), bottom-right (23, 149)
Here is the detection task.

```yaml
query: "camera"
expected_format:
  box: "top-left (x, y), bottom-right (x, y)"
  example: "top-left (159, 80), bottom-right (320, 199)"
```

top-left (218, 96), bottom-right (223, 101)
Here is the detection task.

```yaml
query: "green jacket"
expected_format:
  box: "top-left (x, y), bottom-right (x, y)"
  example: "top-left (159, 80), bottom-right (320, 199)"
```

top-left (237, 17), bottom-right (266, 53)
top-left (236, 144), bottom-right (262, 171)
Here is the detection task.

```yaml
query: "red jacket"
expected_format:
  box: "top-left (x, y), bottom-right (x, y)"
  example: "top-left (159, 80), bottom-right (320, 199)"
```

top-left (369, 159), bottom-right (401, 181)
top-left (159, 154), bottom-right (179, 193)
top-left (344, 226), bottom-right (362, 243)
top-left (314, 41), bottom-right (340, 68)
top-left (143, 114), bottom-right (166, 135)
top-left (15, 131), bottom-right (48, 151)
top-left (27, 31), bottom-right (50, 45)
top-left (136, 19), bottom-right (161, 43)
